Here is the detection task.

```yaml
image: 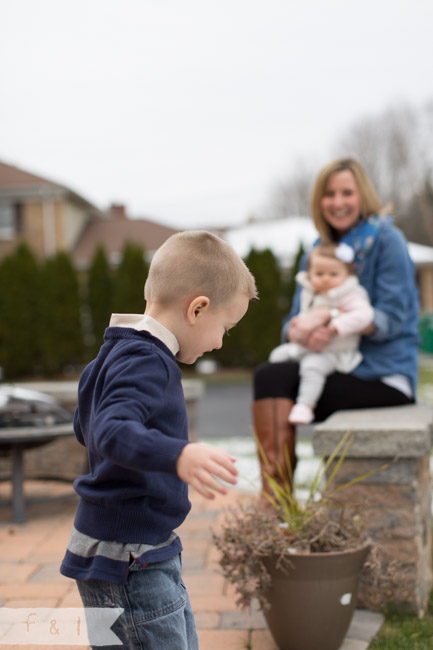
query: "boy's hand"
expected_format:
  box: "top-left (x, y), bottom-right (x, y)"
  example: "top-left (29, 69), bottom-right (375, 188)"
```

top-left (176, 443), bottom-right (238, 499)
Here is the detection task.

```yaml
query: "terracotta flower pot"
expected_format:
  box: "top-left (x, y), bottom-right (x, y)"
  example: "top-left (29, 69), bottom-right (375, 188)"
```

top-left (262, 542), bottom-right (370, 650)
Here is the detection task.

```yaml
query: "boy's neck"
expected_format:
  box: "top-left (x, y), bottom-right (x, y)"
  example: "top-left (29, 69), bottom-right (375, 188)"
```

top-left (144, 300), bottom-right (187, 342)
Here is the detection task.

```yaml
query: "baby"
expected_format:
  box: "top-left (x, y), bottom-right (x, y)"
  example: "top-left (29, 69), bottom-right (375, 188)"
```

top-left (269, 242), bottom-right (374, 424)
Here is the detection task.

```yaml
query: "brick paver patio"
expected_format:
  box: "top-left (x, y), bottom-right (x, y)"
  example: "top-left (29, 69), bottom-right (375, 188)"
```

top-left (0, 479), bottom-right (382, 649)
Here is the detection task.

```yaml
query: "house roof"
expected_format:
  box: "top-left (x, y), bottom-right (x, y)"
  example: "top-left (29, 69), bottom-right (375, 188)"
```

top-left (0, 160), bottom-right (99, 212)
top-left (72, 212), bottom-right (179, 269)
top-left (407, 242), bottom-right (433, 266)
top-left (223, 216), bottom-right (433, 269)
top-left (0, 160), bottom-right (62, 189)
top-left (223, 216), bottom-right (318, 267)
top-left (0, 161), bottom-right (178, 267)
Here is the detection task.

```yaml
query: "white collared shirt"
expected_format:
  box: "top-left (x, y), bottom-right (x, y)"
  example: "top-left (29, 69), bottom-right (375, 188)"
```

top-left (109, 313), bottom-right (179, 357)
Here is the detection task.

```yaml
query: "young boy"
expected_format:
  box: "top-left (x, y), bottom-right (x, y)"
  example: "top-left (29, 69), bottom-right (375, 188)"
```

top-left (60, 230), bottom-right (257, 650)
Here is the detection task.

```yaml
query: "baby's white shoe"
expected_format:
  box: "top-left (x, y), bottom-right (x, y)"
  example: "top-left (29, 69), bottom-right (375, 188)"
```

top-left (289, 403), bottom-right (314, 425)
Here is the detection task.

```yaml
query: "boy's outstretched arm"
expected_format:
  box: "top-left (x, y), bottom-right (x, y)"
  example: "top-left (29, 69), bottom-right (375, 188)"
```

top-left (176, 443), bottom-right (238, 499)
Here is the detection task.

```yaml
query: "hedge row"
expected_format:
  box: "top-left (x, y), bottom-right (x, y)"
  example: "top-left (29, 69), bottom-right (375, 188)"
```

top-left (0, 242), bottom-right (302, 379)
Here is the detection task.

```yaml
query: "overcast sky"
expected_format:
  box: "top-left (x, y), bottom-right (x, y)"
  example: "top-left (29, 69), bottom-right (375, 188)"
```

top-left (2, 1), bottom-right (433, 229)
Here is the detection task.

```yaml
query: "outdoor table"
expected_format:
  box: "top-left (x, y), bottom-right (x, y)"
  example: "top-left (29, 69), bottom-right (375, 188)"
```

top-left (0, 423), bottom-right (74, 523)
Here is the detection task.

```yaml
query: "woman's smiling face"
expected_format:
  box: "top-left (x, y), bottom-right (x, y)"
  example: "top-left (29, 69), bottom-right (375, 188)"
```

top-left (320, 170), bottom-right (362, 236)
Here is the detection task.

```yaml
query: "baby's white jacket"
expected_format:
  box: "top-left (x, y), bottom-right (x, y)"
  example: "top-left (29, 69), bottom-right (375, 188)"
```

top-left (294, 271), bottom-right (374, 372)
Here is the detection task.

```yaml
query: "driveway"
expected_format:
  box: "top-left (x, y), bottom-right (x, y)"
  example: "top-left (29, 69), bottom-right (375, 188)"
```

top-left (196, 380), bottom-right (312, 440)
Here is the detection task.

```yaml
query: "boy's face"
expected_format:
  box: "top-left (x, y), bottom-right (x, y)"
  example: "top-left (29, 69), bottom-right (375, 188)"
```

top-left (177, 292), bottom-right (250, 365)
top-left (309, 254), bottom-right (349, 294)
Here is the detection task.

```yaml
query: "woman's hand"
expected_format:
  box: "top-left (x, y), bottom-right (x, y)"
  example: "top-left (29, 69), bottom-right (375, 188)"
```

top-left (304, 325), bottom-right (336, 351)
top-left (288, 307), bottom-right (331, 344)
top-left (288, 316), bottom-right (301, 342)
top-left (361, 322), bottom-right (376, 336)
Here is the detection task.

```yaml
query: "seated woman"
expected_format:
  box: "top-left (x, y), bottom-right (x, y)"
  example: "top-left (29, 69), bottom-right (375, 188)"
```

top-left (253, 157), bottom-right (419, 494)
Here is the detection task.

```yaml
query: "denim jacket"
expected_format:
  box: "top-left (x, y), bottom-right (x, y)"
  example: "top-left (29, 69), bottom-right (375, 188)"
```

top-left (282, 217), bottom-right (420, 396)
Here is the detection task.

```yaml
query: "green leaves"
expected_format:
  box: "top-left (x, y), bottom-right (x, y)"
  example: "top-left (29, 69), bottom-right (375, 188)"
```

top-left (87, 246), bottom-right (113, 356)
top-left (257, 429), bottom-right (389, 539)
top-left (0, 244), bottom-right (42, 377)
top-left (112, 242), bottom-right (149, 314)
top-left (0, 242), bottom-right (149, 378)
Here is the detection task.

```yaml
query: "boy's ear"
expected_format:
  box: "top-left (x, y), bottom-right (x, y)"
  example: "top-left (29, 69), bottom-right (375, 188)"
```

top-left (186, 296), bottom-right (210, 324)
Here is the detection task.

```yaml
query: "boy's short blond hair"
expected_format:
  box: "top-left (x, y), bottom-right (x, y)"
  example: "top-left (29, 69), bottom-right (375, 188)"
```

top-left (144, 230), bottom-right (258, 308)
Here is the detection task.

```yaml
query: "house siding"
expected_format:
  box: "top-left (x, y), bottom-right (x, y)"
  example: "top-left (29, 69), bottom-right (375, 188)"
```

top-left (24, 201), bottom-right (47, 258)
top-left (62, 202), bottom-right (89, 250)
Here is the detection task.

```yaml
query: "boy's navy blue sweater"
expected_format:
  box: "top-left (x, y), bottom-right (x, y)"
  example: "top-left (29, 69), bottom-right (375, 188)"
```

top-left (72, 326), bottom-right (191, 545)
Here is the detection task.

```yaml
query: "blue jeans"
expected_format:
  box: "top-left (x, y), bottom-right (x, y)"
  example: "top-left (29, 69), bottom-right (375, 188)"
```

top-left (76, 554), bottom-right (199, 650)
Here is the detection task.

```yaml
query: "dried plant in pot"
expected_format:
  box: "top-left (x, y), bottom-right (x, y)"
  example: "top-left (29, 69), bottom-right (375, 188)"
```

top-left (213, 431), bottom-right (386, 650)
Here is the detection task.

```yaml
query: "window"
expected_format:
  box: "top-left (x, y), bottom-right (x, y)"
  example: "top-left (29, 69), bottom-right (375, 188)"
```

top-left (0, 202), bottom-right (21, 238)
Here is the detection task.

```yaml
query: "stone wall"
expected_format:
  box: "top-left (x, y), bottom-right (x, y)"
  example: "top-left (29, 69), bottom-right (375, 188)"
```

top-left (313, 404), bottom-right (433, 617)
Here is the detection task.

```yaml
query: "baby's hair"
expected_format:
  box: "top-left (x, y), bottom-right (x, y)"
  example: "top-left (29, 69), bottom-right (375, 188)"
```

top-left (308, 243), bottom-right (356, 275)
top-left (144, 230), bottom-right (258, 307)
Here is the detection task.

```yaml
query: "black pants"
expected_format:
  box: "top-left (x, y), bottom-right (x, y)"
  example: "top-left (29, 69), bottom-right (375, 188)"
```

top-left (253, 360), bottom-right (414, 423)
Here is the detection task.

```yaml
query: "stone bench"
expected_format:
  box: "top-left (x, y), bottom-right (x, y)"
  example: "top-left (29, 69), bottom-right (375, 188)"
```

top-left (313, 403), bottom-right (433, 617)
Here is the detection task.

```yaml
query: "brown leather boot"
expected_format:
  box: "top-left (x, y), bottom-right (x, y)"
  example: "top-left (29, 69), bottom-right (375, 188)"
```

top-left (252, 398), bottom-right (296, 500)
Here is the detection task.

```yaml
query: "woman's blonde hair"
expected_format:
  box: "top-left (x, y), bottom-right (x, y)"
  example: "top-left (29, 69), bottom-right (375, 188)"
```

top-left (310, 158), bottom-right (382, 241)
top-left (144, 230), bottom-right (258, 308)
